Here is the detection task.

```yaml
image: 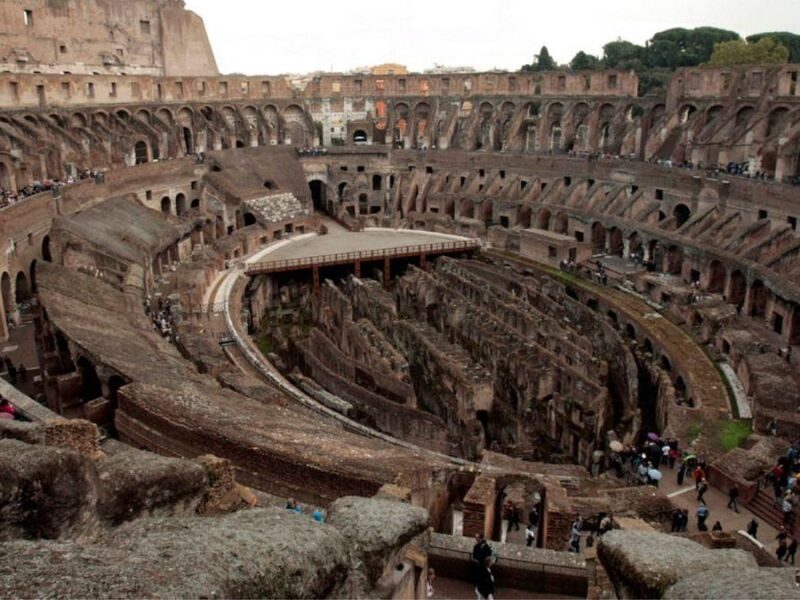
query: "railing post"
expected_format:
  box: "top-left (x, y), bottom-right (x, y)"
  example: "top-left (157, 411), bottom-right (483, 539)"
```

top-left (354, 259), bottom-right (361, 278)
top-left (384, 257), bottom-right (391, 289)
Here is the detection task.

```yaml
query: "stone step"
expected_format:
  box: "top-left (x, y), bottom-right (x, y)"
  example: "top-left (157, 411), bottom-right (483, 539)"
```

top-left (746, 489), bottom-right (785, 531)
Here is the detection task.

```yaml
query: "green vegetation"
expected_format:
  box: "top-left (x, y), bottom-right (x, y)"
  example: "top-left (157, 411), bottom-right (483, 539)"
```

top-left (521, 27), bottom-right (794, 96)
top-left (708, 37), bottom-right (789, 66)
top-left (719, 420), bottom-right (751, 450)
top-left (255, 332), bottom-right (278, 356)
top-left (687, 420), bottom-right (704, 442)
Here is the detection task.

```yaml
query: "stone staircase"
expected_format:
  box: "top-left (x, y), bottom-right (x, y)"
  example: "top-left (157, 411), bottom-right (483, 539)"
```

top-left (746, 487), bottom-right (785, 531)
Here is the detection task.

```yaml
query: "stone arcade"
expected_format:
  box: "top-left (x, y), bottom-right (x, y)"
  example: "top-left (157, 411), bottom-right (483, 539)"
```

top-left (1, 1), bottom-right (800, 598)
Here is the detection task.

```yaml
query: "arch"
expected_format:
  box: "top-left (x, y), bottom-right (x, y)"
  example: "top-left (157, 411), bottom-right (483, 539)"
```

top-left (735, 105), bottom-right (755, 126)
top-left (42, 235), bottom-right (52, 262)
top-left (70, 112), bottom-right (87, 128)
top-left (76, 356), bottom-right (102, 402)
top-left (673, 203), bottom-right (691, 228)
top-left (517, 205), bottom-right (532, 229)
top-left (749, 279), bottom-right (768, 318)
top-left (708, 260), bottom-right (726, 293)
top-left (243, 212), bottom-right (257, 227)
top-left (554, 212), bottom-right (569, 235)
top-left (665, 245), bottom-right (683, 275)
top-left (729, 270), bottom-right (746, 308)
top-left (175, 193), bottom-right (187, 216)
top-left (537, 208), bottom-right (552, 230)
top-left (767, 106), bottom-right (790, 137)
top-left (135, 108), bottom-right (152, 124)
top-left (0, 272), bottom-right (11, 315)
top-left (0, 161), bottom-right (10, 191)
top-left (608, 227), bottom-right (623, 257)
top-left (134, 140), bottom-right (149, 164)
top-left (161, 196), bottom-right (171, 216)
top-left (353, 130), bottom-right (368, 144)
top-left (338, 182), bottom-right (348, 201)
top-left (191, 198), bottom-right (201, 209)
top-left (309, 180), bottom-right (327, 211)
top-left (29, 260), bottom-right (37, 294)
top-left (14, 271), bottom-right (30, 305)
top-left (591, 222), bottom-right (606, 253)
top-left (263, 180), bottom-right (276, 191)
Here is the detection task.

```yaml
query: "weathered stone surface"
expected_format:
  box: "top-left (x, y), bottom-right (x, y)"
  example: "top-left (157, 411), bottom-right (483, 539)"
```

top-left (97, 442), bottom-right (208, 526)
top-left (664, 567), bottom-right (800, 599)
top-left (0, 509), bottom-right (350, 599)
top-left (0, 439), bottom-right (100, 541)
top-left (327, 496), bottom-right (429, 586)
top-left (598, 530), bottom-right (758, 598)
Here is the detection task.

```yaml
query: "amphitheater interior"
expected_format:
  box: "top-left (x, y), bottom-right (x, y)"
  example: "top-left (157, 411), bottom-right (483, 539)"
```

top-left (1, 1), bottom-right (800, 598)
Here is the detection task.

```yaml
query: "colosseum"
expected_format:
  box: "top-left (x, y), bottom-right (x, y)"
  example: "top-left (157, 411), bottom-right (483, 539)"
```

top-left (1, 1), bottom-right (800, 598)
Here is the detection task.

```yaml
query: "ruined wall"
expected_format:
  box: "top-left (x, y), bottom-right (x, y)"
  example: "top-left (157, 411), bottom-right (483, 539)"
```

top-left (0, 0), bottom-right (217, 76)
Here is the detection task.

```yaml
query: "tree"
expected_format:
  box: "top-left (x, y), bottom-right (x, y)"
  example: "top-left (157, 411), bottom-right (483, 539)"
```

top-left (747, 32), bottom-right (800, 63)
top-left (707, 37), bottom-right (790, 66)
top-left (650, 27), bottom-right (740, 66)
top-left (602, 40), bottom-right (646, 70)
top-left (522, 46), bottom-right (558, 72)
top-left (570, 51), bottom-right (601, 71)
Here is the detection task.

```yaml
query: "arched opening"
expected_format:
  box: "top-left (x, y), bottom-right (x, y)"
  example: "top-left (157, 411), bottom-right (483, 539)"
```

top-left (161, 197), bottom-right (171, 216)
top-left (235, 140), bottom-right (246, 149)
top-left (537, 209), bottom-right (552, 230)
top-left (749, 279), bottom-right (768, 318)
top-left (183, 127), bottom-right (194, 154)
top-left (729, 270), bottom-right (746, 308)
top-left (42, 235), bottom-right (52, 262)
top-left (665, 245), bottom-right (683, 275)
top-left (0, 273), bottom-right (11, 315)
top-left (76, 356), bottom-right (102, 402)
top-left (660, 355), bottom-right (672, 372)
top-left (263, 180), bottom-right (276, 191)
top-left (338, 182), bottom-right (348, 201)
top-left (591, 222), bottom-right (606, 253)
top-left (14, 271), bottom-right (30, 305)
top-left (309, 180), bottom-right (327, 212)
top-left (673, 203), bottom-right (691, 228)
top-left (554, 212), bottom-right (569, 235)
top-left (0, 161), bottom-right (10, 191)
top-left (243, 212), bottom-right (257, 227)
top-left (191, 198), bottom-right (200, 209)
top-left (353, 130), bottom-right (368, 144)
top-left (708, 260), bottom-right (726, 293)
top-left (29, 260), bottom-right (37, 294)
top-left (608, 227), bottom-right (623, 257)
top-left (175, 194), bottom-right (187, 216)
top-left (625, 323), bottom-right (636, 340)
top-left (587, 298), bottom-right (599, 311)
top-left (674, 376), bottom-right (686, 400)
top-left (134, 141), bottom-right (148, 164)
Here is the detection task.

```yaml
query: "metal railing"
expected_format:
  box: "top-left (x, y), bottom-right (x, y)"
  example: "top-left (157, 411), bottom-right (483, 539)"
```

top-left (244, 239), bottom-right (480, 275)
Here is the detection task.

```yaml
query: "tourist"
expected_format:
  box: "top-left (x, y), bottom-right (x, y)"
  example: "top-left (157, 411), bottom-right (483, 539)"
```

top-left (787, 538), bottom-right (798, 566)
top-left (475, 556), bottom-right (495, 600)
top-left (778, 538), bottom-right (789, 562)
top-left (426, 568), bottom-right (435, 598)
top-left (525, 523), bottom-right (536, 547)
top-left (712, 521), bottom-right (723, 532)
top-left (747, 518), bottom-right (759, 539)
top-left (782, 495), bottom-right (795, 526)
top-left (599, 513), bottom-right (613, 536)
top-left (0, 398), bottom-right (15, 418)
top-left (697, 478), bottom-right (709, 505)
top-left (508, 503), bottom-right (520, 532)
top-left (728, 484), bottom-right (740, 513)
top-left (472, 533), bottom-right (493, 568)
top-left (18, 363), bottom-right (26, 383)
top-left (312, 508), bottom-right (325, 523)
top-left (586, 532), bottom-right (595, 549)
top-left (501, 500), bottom-right (512, 543)
top-left (671, 508), bottom-right (682, 533)
top-left (693, 465), bottom-right (706, 490)
top-left (697, 505), bottom-right (709, 531)
top-left (8, 364), bottom-right (16, 385)
top-left (677, 461), bottom-right (687, 486)
top-left (528, 505), bottom-right (540, 530)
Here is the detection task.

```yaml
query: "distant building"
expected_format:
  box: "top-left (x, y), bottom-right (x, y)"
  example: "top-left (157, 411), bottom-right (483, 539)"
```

top-left (370, 63), bottom-right (408, 75)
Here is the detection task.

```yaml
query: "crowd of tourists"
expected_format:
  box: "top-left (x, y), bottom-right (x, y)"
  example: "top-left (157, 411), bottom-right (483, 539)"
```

top-left (145, 295), bottom-right (178, 343)
top-left (762, 441), bottom-right (800, 530)
top-left (297, 147), bottom-right (328, 157)
top-left (0, 168), bottom-right (101, 209)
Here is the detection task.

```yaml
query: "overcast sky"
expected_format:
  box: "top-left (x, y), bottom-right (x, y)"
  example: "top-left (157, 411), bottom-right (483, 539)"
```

top-left (184, 0), bottom-right (800, 75)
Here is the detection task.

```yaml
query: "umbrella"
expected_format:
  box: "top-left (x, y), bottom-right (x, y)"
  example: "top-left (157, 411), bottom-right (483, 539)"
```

top-left (609, 440), bottom-right (624, 452)
top-left (647, 432), bottom-right (660, 441)
top-left (648, 469), bottom-right (663, 481)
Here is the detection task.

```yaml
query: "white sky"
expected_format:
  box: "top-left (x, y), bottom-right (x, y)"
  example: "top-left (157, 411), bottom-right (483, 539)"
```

top-left (184, 0), bottom-right (800, 75)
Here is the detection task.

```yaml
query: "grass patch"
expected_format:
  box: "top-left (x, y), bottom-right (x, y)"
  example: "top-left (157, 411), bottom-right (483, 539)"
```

top-left (719, 420), bottom-right (751, 451)
top-left (687, 421), bottom-right (704, 442)
top-left (255, 332), bottom-right (278, 356)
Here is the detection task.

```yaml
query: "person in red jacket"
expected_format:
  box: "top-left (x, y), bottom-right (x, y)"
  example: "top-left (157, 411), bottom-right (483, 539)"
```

top-left (0, 398), bottom-right (15, 418)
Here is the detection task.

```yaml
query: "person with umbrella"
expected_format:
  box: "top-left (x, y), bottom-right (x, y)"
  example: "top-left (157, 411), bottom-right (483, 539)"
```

top-left (648, 466), bottom-right (663, 487)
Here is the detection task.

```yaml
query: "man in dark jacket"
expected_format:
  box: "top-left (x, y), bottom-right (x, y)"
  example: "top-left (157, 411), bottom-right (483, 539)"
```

top-left (475, 557), bottom-right (495, 600)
